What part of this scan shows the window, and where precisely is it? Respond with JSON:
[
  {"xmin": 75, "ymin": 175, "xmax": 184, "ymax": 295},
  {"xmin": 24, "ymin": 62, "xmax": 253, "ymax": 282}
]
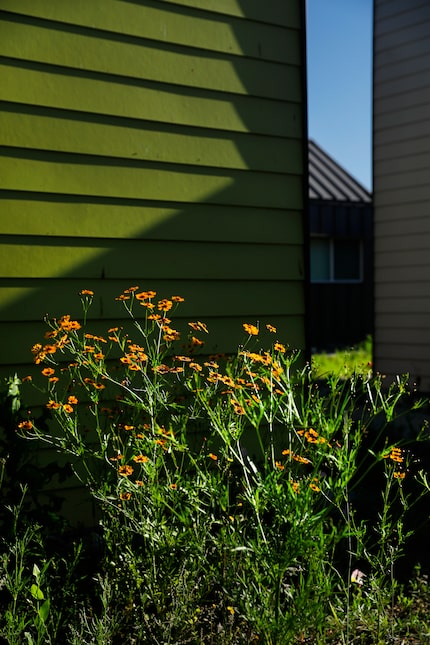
[{"xmin": 310, "ymin": 237, "xmax": 362, "ymax": 283}]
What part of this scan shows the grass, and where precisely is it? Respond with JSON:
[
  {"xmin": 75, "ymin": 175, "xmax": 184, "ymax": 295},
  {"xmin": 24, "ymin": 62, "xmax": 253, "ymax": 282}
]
[{"xmin": 311, "ymin": 336, "xmax": 373, "ymax": 380}]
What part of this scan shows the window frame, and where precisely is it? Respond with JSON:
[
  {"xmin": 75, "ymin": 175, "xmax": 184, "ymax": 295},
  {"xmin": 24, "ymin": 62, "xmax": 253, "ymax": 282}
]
[{"xmin": 310, "ymin": 235, "xmax": 364, "ymax": 284}]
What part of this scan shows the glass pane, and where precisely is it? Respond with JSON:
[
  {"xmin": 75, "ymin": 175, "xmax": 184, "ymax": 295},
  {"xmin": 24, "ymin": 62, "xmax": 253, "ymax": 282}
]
[
  {"xmin": 310, "ymin": 238, "xmax": 330, "ymax": 281},
  {"xmin": 334, "ymin": 240, "xmax": 361, "ymax": 280}
]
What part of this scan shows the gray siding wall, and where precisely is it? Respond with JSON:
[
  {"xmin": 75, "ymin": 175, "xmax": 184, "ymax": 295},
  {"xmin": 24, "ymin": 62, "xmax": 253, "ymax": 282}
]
[{"xmin": 374, "ymin": 0, "xmax": 430, "ymax": 389}]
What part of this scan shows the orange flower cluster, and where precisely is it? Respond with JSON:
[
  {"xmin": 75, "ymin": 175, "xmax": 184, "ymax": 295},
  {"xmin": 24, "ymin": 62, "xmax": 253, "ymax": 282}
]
[
  {"xmin": 57, "ymin": 315, "xmax": 81, "ymax": 332},
  {"xmin": 162, "ymin": 324, "xmax": 180, "ymax": 342},
  {"xmin": 31, "ymin": 343, "xmax": 56, "ymax": 365},
  {"xmin": 158, "ymin": 299, "xmax": 173, "ymax": 313},
  {"xmin": 282, "ymin": 449, "xmax": 311, "ymax": 465},
  {"xmin": 32, "ymin": 314, "xmax": 82, "ymax": 364},
  {"xmin": 85, "ymin": 333, "xmax": 107, "ymax": 344},
  {"xmin": 83, "ymin": 377, "xmax": 105, "ymax": 390},
  {"xmin": 297, "ymin": 428, "xmax": 329, "ymax": 445},
  {"xmin": 135, "ymin": 290, "xmax": 156, "ymax": 301},
  {"xmin": 120, "ymin": 342, "xmax": 148, "ymax": 371},
  {"xmin": 46, "ymin": 395, "xmax": 78, "ymax": 413},
  {"xmin": 383, "ymin": 446, "xmax": 403, "ymax": 463}
]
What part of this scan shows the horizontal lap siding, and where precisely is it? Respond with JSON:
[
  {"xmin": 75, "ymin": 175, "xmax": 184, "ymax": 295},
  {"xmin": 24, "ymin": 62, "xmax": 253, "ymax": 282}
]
[
  {"xmin": 0, "ymin": 1, "xmax": 306, "ymax": 378},
  {"xmin": 374, "ymin": 0, "xmax": 430, "ymax": 389}
]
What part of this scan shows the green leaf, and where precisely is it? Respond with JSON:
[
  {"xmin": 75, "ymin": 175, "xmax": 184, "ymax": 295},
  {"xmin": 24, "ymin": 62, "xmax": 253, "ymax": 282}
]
[
  {"xmin": 38, "ymin": 598, "xmax": 50, "ymax": 623},
  {"xmin": 30, "ymin": 584, "xmax": 44, "ymax": 600}
]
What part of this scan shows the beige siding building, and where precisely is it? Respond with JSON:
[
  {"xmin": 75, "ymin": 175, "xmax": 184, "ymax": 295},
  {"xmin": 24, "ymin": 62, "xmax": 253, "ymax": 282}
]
[{"xmin": 374, "ymin": 0, "xmax": 430, "ymax": 389}]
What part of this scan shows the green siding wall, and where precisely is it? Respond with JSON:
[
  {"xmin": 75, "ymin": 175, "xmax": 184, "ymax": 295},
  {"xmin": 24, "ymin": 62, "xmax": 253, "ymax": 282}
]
[{"xmin": 0, "ymin": 0, "xmax": 307, "ymax": 379}]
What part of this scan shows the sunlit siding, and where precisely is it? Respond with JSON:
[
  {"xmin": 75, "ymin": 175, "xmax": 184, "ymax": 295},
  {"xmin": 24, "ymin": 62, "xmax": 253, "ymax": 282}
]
[
  {"xmin": 0, "ymin": 0, "xmax": 307, "ymax": 381},
  {"xmin": 374, "ymin": 0, "xmax": 430, "ymax": 389}
]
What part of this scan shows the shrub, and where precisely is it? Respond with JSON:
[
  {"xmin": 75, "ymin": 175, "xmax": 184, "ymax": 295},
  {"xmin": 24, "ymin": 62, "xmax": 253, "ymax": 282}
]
[{"xmin": 2, "ymin": 287, "xmax": 429, "ymax": 643}]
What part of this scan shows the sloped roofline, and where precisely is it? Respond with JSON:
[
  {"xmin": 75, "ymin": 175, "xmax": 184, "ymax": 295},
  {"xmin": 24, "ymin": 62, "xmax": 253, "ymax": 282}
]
[{"xmin": 308, "ymin": 139, "xmax": 372, "ymax": 203}]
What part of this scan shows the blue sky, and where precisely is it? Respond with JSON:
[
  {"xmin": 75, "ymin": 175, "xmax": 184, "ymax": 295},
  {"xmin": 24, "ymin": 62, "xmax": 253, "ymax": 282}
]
[{"xmin": 306, "ymin": 0, "xmax": 373, "ymax": 190}]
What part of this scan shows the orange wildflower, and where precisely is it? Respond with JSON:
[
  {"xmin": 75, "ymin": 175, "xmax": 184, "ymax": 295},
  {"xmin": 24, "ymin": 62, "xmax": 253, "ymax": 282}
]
[
  {"xmin": 274, "ymin": 342, "xmax": 286, "ymax": 353},
  {"xmin": 191, "ymin": 336, "xmax": 205, "ymax": 346},
  {"xmin": 56, "ymin": 334, "xmax": 69, "ymax": 349},
  {"xmin": 243, "ymin": 323, "xmax": 259, "ymax": 336},
  {"xmin": 266, "ymin": 324, "xmax": 277, "ymax": 333},
  {"xmin": 157, "ymin": 299, "xmax": 173, "ymax": 312},
  {"xmin": 163, "ymin": 327, "xmax": 180, "ymax": 342},
  {"xmin": 383, "ymin": 447, "xmax": 404, "ymax": 463},
  {"xmin": 208, "ymin": 453, "xmax": 218, "ymax": 461},
  {"xmin": 132, "ymin": 455, "xmax": 149, "ymax": 463},
  {"xmin": 188, "ymin": 321, "xmax": 209, "ymax": 334},
  {"xmin": 79, "ymin": 289, "xmax": 94, "ymax": 296},
  {"xmin": 63, "ymin": 404, "xmax": 74, "ymax": 414},
  {"xmin": 135, "ymin": 290, "xmax": 156, "ymax": 300},
  {"xmin": 119, "ymin": 492, "xmax": 132, "ymax": 501},
  {"xmin": 153, "ymin": 364, "xmax": 170, "ymax": 374},
  {"xmin": 18, "ymin": 420, "xmax": 33, "ymax": 430},
  {"xmin": 231, "ymin": 399, "xmax": 245, "ymax": 415},
  {"xmin": 290, "ymin": 480, "xmax": 300, "ymax": 494},
  {"xmin": 46, "ymin": 400, "xmax": 61, "ymax": 410},
  {"xmin": 41, "ymin": 367, "xmax": 55, "ymax": 377},
  {"xmin": 43, "ymin": 345, "xmax": 57, "ymax": 354},
  {"xmin": 171, "ymin": 295, "xmax": 185, "ymax": 302},
  {"xmin": 68, "ymin": 395, "xmax": 78, "ymax": 405},
  {"xmin": 118, "ymin": 465, "xmax": 134, "ymax": 477}
]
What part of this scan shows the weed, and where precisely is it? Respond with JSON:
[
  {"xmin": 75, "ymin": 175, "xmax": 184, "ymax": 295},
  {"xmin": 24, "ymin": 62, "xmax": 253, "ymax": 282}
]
[{"xmin": 0, "ymin": 289, "xmax": 428, "ymax": 643}]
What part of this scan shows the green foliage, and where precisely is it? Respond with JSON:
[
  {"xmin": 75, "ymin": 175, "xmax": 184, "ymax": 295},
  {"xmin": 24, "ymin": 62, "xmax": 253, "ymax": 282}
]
[
  {"xmin": 1, "ymin": 290, "xmax": 429, "ymax": 643},
  {"xmin": 312, "ymin": 336, "xmax": 373, "ymax": 380}
]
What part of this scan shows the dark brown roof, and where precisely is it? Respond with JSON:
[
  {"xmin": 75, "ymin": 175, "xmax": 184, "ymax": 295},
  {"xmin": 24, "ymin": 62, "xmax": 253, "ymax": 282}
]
[{"xmin": 308, "ymin": 139, "xmax": 371, "ymax": 203}]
